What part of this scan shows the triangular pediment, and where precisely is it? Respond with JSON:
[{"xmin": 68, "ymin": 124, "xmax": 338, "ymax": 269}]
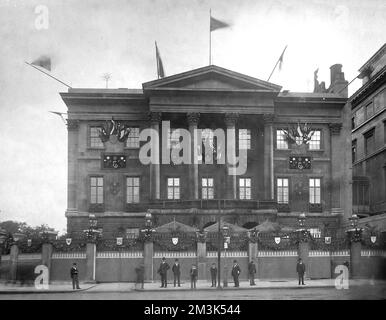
[
  {"xmin": 143, "ymin": 65, "xmax": 281, "ymax": 92},
  {"xmin": 154, "ymin": 221, "xmax": 199, "ymax": 233}
]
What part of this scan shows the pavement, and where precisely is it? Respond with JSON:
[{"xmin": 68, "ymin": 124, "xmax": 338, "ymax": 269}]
[{"xmin": 0, "ymin": 279, "xmax": 383, "ymax": 294}]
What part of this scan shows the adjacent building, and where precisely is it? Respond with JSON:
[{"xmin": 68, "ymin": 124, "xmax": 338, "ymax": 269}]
[
  {"xmin": 61, "ymin": 64, "xmax": 350, "ymax": 238},
  {"xmin": 348, "ymin": 43, "xmax": 386, "ymax": 230}
]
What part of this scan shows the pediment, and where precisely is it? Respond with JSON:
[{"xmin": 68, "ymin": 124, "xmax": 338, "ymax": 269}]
[{"xmin": 143, "ymin": 65, "xmax": 281, "ymax": 92}]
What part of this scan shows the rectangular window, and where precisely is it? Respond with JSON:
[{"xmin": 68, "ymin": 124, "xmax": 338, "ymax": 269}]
[
  {"xmin": 352, "ymin": 139, "xmax": 357, "ymax": 163},
  {"xmin": 126, "ymin": 127, "xmax": 140, "ymax": 148},
  {"xmin": 126, "ymin": 177, "xmax": 140, "ymax": 203},
  {"xmin": 374, "ymin": 89, "xmax": 385, "ymax": 113},
  {"xmin": 356, "ymin": 107, "xmax": 365, "ymax": 125},
  {"xmin": 364, "ymin": 129, "xmax": 375, "ymax": 155},
  {"xmin": 309, "ymin": 178, "xmax": 321, "ymax": 204},
  {"xmin": 167, "ymin": 178, "xmax": 180, "ymax": 200},
  {"xmin": 277, "ymin": 178, "xmax": 289, "ymax": 204},
  {"xmin": 90, "ymin": 177, "xmax": 103, "ymax": 204},
  {"xmin": 276, "ymin": 129, "xmax": 288, "ymax": 149},
  {"xmin": 90, "ymin": 127, "xmax": 104, "ymax": 148},
  {"xmin": 239, "ymin": 178, "xmax": 251, "ymax": 200},
  {"xmin": 365, "ymin": 102, "xmax": 374, "ymax": 119},
  {"xmin": 201, "ymin": 178, "xmax": 214, "ymax": 199},
  {"xmin": 239, "ymin": 129, "xmax": 251, "ymax": 150},
  {"xmin": 309, "ymin": 130, "xmax": 321, "ymax": 150}
]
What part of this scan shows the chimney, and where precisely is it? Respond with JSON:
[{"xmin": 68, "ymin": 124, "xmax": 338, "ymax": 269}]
[{"xmin": 328, "ymin": 64, "xmax": 348, "ymax": 98}]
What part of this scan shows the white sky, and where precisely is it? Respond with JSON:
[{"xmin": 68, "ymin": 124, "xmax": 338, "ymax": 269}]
[{"xmin": 0, "ymin": 0, "xmax": 385, "ymax": 232}]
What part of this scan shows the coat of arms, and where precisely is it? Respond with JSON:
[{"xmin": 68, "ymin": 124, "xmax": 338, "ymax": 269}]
[
  {"xmin": 116, "ymin": 237, "xmax": 123, "ymax": 245},
  {"xmin": 324, "ymin": 236, "xmax": 331, "ymax": 244},
  {"xmin": 66, "ymin": 238, "xmax": 72, "ymax": 246},
  {"xmin": 274, "ymin": 237, "xmax": 281, "ymax": 244},
  {"xmin": 172, "ymin": 237, "xmax": 179, "ymax": 245},
  {"xmin": 370, "ymin": 236, "xmax": 377, "ymax": 243},
  {"xmin": 27, "ymin": 239, "xmax": 32, "ymax": 247}
]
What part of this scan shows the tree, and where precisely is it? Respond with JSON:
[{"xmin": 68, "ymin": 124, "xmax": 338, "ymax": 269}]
[{"xmin": 0, "ymin": 220, "xmax": 57, "ymax": 238}]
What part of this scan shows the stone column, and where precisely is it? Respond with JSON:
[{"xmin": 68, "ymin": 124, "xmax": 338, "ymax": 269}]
[
  {"xmin": 85, "ymin": 242, "xmax": 97, "ymax": 283},
  {"xmin": 225, "ymin": 113, "xmax": 239, "ymax": 199},
  {"xmin": 187, "ymin": 113, "xmax": 200, "ymax": 200},
  {"xmin": 10, "ymin": 244, "xmax": 19, "ymax": 283},
  {"xmin": 143, "ymin": 241, "xmax": 154, "ymax": 282},
  {"xmin": 248, "ymin": 241, "xmax": 258, "ymax": 263},
  {"xmin": 263, "ymin": 114, "xmax": 274, "ymax": 200},
  {"xmin": 41, "ymin": 243, "xmax": 53, "ymax": 283},
  {"xmin": 149, "ymin": 112, "xmax": 162, "ymax": 200},
  {"xmin": 329, "ymin": 123, "xmax": 343, "ymax": 212},
  {"xmin": 298, "ymin": 237, "xmax": 310, "ymax": 279},
  {"xmin": 67, "ymin": 120, "xmax": 79, "ymax": 210},
  {"xmin": 196, "ymin": 233, "xmax": 207, "ymax": 281}
]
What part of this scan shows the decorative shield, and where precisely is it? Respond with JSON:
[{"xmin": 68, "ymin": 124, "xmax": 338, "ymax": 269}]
[
  {"xmin": 27, "ymin": 239, "xmax": 32, "ymax": 247},
  {"xmin": 274, "ymin": 237, "xmax": 281, "ymax": 244},
  {"xmin": 172, "ymin": 237, "xmax": 178, "ymax": 245},
  {"xmin": 224, "ymin": 242, "xmax": 228, "ymax": 249},
  {"xmin": 66, "ymin": 238, "xmax": 72, "ymax": 246},
  {"xmin": 116, "ymin": 237, "xmax": 123, "ymax": 245},
  {"xmin": 370, "ymin": 236, "xmax": 377, "ymax": 243},
  {"xmin": 325, "ymin": 236, "xmax": 331, "ymax": 244}
]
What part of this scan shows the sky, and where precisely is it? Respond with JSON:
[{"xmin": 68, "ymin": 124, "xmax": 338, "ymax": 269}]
[{"xmin": 0, "ymin": 0, "xmax": 385, "ymax": 233}]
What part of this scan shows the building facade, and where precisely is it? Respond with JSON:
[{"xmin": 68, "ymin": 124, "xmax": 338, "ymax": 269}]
[
  {"xmin": 348, "ymin": 43, "xmax": 386, "ymax": 229},
  {"xmin": 61, "ymin": 65, "xmax": 350, "ymax": 238}
]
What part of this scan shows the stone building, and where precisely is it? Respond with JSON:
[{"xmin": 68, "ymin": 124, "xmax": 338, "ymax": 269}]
[
  {"xmin": 60, "ymin": 64, "xmax": 350, "ymax": 238},
  {"xmin": 348, "ymin": 43, "xmax": 386, "ymax": 230}
]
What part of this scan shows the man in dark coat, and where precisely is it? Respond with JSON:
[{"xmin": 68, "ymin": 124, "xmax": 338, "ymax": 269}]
[
  {"xmin": 296, "ymin": 258, "xmax": 306, "ymax": 285},
  {"xmin": 157, "ymin": 257, "xmax": 170, "ymax": 288},
  {"xmin": 248, "ymin": 260, "xmax": 256, "ymax": 286},
  {"xmin": 70, "ymin": 262, "xmax": 81, "ymax": 290},
  {"xmin": 190, "ymin": 264, "xmax": 198, "ymax": 289},
  {"xmin": 231, "ymin": 260, "xmax": 241, "ymax": 287},
  {"xmin": 172, "ymin": 258, "xmax": 181, "ymax": 287},
  {"xmin": 210, "ymin": 263, "xmax": 217, "ymax": 287}
]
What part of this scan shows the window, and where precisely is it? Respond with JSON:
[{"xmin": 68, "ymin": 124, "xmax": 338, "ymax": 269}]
[
  {"xmin": 126, "ymin": 127, "xmax": 140, "ymax": 148},
  {"xmin": 309, "ymin": 178, "xmax": 321, "ymax": 204},
  {"xmin": 352, "ymin": 139, "xmax": 357, "ymax": 163},
  {"xmin": 308, "ymin": 228, "xmax": 321, "ymax": 238},
  {"xmin": 201, "ymin": 178, "xmax": 214, "ymax": 199},
  {"xmin": 90, "ymin": 127, "xmax": 104, "ymax": 148},
  {"xmin": 167, "ymin": 178, "xmax": 180, "ymax": 200},
  {"xmin": 351, "ymin": 116, "xmax": 355, "ymax": 130},
  {"xmin": 353, "ymin": 179, "xmax": 370, "ymax": 206},
  {"xmin": 365, "ymin": 102, "xmax": 374, "ymax": 119},
  {"xmin": 127, "ymin": 177, "xmax": 140, "ymax": 203},
  {"xmin": 309, "ymin": 130, "xmax": 321, "ymax": 150},
  {"xmin": 239, "ymin": 129, "xmax": 251, "ymax": 149},
  {"xmin": 374, "ymin": 89, "xmax": 385, "ymax": 113},
  {"xmin": 239, "ymin": 178, "xmax": 251, "ymax": 200},
  {"xmin": 277, "ymin": 178, "xmax": 289, "ymax": 204},
  {"xmin": 276, "ymin": 129, "xmax": 288, "ymax": 149},
  {"xmin": 364, "ymin": 129, "xmax": 375, "ymax": 155},
  {"xmin": 90, "ymin": 177, "xmax": 103, "ymax": 204},
  {"xmin": 355, "ymin": 107, "xmax": 365, "ymax": 126}
]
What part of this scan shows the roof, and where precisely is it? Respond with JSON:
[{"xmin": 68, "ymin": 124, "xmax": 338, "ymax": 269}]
[
  {"xmin": 67, "ymin": 88, "xmax": 143, "ymax": 94},
  {"xmin": 154, "ymin": 221, "xmax": 198, "ymax": 233},
  {"xmin": 204, "ymin": 221, "xmax": 247, "ymax": 233},
  {"xmin": 358, "ymin": 43, "xmax": 386, "ymax": 74}
]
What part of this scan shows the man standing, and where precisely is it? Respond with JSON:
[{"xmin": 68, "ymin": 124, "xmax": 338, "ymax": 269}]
[
  {"xmin": 135, "ymin": 263, "xmax": 145, "ymax": 289},
  {"xmin": 172, "ymin": 258, "xmax": 181, "ymax": 287},
  {"xmin": 248, "ymin": 260, "xmax": 256, "ymax": 286},
  {"xmin": 210, "ymin": 263, "xmax": 217, "ymax": 287},
  {"xmin": 157, "ymin": 257, "xmax": 170, "ymax": 288},
  {"xmin": 190, "ymin": 264, "xmax": 198, "ymax": 290},
  {"xmin": 70, "ymin": 262, "xmax": 80, "ymax": 290},
  {"xmin": 296, "ymin": 258, "xmax": 306, "ymax": 285},
  {"xmin": 231, "ymin": 260, "xmax": 241, "ymax": 287}
]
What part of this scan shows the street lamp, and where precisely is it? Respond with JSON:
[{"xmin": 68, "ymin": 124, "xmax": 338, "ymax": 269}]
[
  {"xmin": 222, "ymin": 225, "xmax": 230, "ymax": 288},
  {"xmin": 297, "ymin": 213, "xmax": 309, "ymax": 243},
  {"xmin": 298, "ymin": 213, "xmax": 306, "ymax": 229},
  {"xmin": 83, "ymin": 214, "xmax": 102, "ymax": 242},
  {"xmin": 349, "ymin": 214, "xmax": 359, "ymax": 230},
  {"xmin": 141, "ymin": 213, "xmax": 155, "ymax": 241},
  {"xmin": 347, "ymin": 214, "xmax": 362, "ymax": 243}
]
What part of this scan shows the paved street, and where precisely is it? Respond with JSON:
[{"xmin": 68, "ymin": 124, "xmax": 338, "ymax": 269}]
[{"xmin": 0, "ymin": 280, "xmax": 385, "ymax": 300}]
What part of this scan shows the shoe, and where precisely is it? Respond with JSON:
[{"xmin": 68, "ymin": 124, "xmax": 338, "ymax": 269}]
[
  {"xmin": 178, "ymin": 285, "xmax": 181, "ymax": 287},
  {"xmin": 77, "ymin": 287, "xmax": 81, "ymax": 289}
]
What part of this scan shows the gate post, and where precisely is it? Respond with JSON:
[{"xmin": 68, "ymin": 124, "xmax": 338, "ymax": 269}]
[
  {"xmin": 196, "ymin": 231, "xmax": 207, "ymax": 281},
  {"xmin": 85, "ymin": 242, "xmax": 97, "ymax": 283},
  {"xmin": 143, "ymin": 241, "xmax": 154, "ymax": 282},
  {"xmin": 297, "ymin": 230, "xmax": 310, "ymax": 279},
  {"xmin": 9, "ymin": 243, "xmax": 19, "ymax": 283}
]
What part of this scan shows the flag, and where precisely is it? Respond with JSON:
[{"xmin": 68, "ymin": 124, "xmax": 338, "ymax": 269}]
[
  {"xmin": 31, "ymin": 56, "xmax": 51, "ymax": 71},
  {"xmin": 155, "ymin": 42, "xmax": 165, "ymax": 79},
  {"xmin": 278, "ymin": 45, "xmax": 287, "ymax": 71},
  {"xmin": 210, "ymin": 16, "xmax": 230, "ymax": 32}
]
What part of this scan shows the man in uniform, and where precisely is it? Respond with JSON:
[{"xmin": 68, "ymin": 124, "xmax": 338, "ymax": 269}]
[
  {"xmin": 296, "ymin": 258, "xmax": 306, "ymax": 285},
  {"xmin": 231, "ymin": 260, "xmax": 241, "ymax": 287},
  {"xmin": 172, "ymin": 258, "xmax": 181, "ymax": 287},
  {"xmin": 157, "ymin": 257, "xmax": 170, "ymax": 288},
  {"xmin": 210, "ymin": 263, "xmax": 217, "ymax": 287},
  {"xmin": 248, "ymin": 260, "xmax": 256, "ymax": 286},
  {"xmin": 70, "ymin": 262, "xmax": 81, "ymax": 290}
]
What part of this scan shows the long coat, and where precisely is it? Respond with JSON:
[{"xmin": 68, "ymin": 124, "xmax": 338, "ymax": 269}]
[
  {"xmin": 231, "ymin": 264, "xmax": 241, "ymax": 277},
  {"xmin": 248, "ymin": 262, "xmax": 256, "ymax": 275},
  {"xmin": 172, "ymin": 263, "xmax": 181, "ymax": 275},
  {"xmin": 296, "ymin": 262, "xmax": 306, "ymax": 275},
  {"xmin": 158, "ymin": 262, "xmax": 170, "ymax": 275}
]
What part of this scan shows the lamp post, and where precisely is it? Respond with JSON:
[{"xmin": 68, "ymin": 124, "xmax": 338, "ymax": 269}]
[
  {"xmin": 347, "ymin": 214, "xmax": 362, "ymax": 242},
  {"xmin": 222, "ymin": 225, "xmax": 230, "ymax": 288},
  {"xmin": 83, "ymin": 214, "xmax": 102, "ymax": 242},
  {"xmin": 141, "ymin": 213, "xmax": 155, "ymax": 241}
]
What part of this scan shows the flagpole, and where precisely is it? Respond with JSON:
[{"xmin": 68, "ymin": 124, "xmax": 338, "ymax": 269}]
[
  {"xmin": 24, "ymin": 61, "xmax": 72, "ymax": 88},
  {"xmin": 209, "ymin": 9, "xmax": 212, "ymax": 65},
  {"xmin": 267, "ymin": 45, "xmax": 287, "ymax": 82},
  {"xmin": 155, "ymin": 41, "xmax": 159, "ymax": 79}
]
